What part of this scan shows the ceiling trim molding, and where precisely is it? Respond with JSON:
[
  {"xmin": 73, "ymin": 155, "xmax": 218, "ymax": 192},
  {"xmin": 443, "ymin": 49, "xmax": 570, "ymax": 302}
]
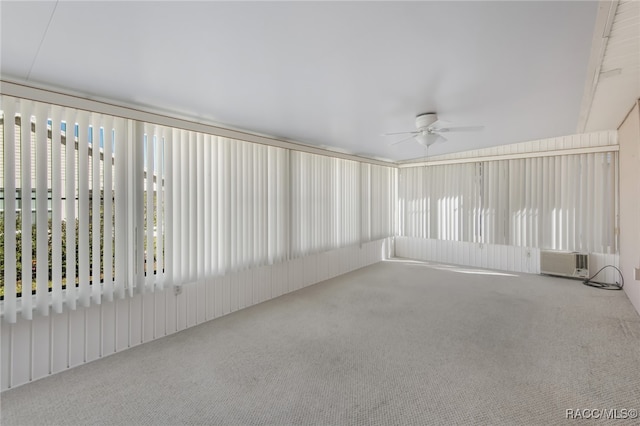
[
  {"xmin": 398, "ymin": 145, "xmax": 619, "ymax": 169},
  {"xmin": 577, "ymin": 0, "xmax": 619, "ymax": 133},
  {"xmin": 0, "ymin": 79, "xmax": 397, "ymax": 168}
]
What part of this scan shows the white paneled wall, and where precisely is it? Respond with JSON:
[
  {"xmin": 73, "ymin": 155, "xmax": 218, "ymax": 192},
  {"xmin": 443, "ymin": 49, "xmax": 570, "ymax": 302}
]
[
  {"xmin": 396, "ymin": 236, "xmax": 620, "ymax": 283},
  {"xmin": 396, "ymin": 237, "xmax": 541, "ymax": 274},
  {"xmin": 0, "ymin": 238, "xmax": 392, "ymax": 391},
  {"xmin": 412, "ymin": 130, "xmax": 617, "ymax": 163}
]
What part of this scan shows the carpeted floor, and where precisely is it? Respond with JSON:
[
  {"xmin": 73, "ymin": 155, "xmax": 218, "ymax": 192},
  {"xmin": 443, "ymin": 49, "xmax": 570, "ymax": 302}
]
[{"xmin": 1, "ymin": 259, "xmax": 640, "ymax": 426}]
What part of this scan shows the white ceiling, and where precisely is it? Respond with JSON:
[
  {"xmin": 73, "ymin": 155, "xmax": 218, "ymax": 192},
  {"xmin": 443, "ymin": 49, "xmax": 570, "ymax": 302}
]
[{"xmin": 1, "ymin": 1, "xmax": 599, "ymax": 162}]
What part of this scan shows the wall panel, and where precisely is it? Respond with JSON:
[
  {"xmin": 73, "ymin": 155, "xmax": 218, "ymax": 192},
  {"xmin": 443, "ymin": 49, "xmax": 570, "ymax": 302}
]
[
  {"xmin": 31, "ymin": 315, "xmax": 50, "ymax": 381},
  {"xmin": 412, "ymin": 130, "xmax": 617, "ymax": 163},
  {"xmin": 196, "ymin": 280, "xmax": 207, "ymax": 325},
  {"xmin": 229, "ymin": 273, "xmax": 239, "ymax": 313},
  {"xmin": 243, "ymin": 269, "xmax": 253, "ymax": 307},
  {"xmin": 165, "ymin": 290, "xmax": 177, "ymax": 336},
  {"xmin": 205, "ymin": 277, "xmax": 215, "ymax": 321},
  {"xmin": 129, "ymin": 295, "xmax": 143, "ymax": 347},
  {"xmin": 51, "ymin": 312, "xmax": 68, "ymax": 373},
  {"xmin": 186, "ymin": 285, "xmax": 198, "ymax": 328},
  {"xmin": 67, "ymin": 309, "xmax": 85, "ymax": 368},
  {"xmin": 11, "ymin": 320, "xmax": 30, "ymax": 385},
  {"xmin": 396, "ymin": 236, "xmax": 620, "ymax": 281},
  {"xmin": 115, "ymin": 299, "xmax": 130, "ymax": 352},
  {"xmin": 153, "ymin": 292, "xmax": 166, "ymax": 341},
  {"xmin": 142, "ymin": 293, "xmax": 156, "ymax": 343},
  {"xmin": 1, "ymin": 239, "xmax": 390, "ymax": 391},
  {"xmin": 213, "ymin": 277, "xmax": 224, "ymax": 318},
  {"xmin": 258, "ymin": 265, "xmax": 273, "ymax": 304},
  {"xmin": 1, "ymin": 321, "xmax": 12, "ymax": 390},
  {"xmin": 222, "ymin": 275, "xmax": 231, "ymax": 315},
  {"xmin": 85, "ymin": 307, "xmax": 101, "ymax": 363},
  {"xmin": 618, "ymin": 101, "xmax": 640, "ymax": 316},
  {"xmin": 101, "ymin": 302, "xmax": 116, "ymax": 357}
]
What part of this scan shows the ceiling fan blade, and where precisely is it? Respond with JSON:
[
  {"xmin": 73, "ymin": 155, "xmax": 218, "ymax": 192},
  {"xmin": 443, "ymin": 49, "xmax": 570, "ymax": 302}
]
[
  {"xmin": 381, "ymin": 131, "xmax": 419, "ymax": 136},
  {"xmin": 430, "ymin": 119, "xmax": 451, "ymax": 129},
  {"xmin": 433, "ymin": 125, "xmax": 484, "ymax": 133},
  {"xmin": 390, "ymin": 134, "xmax": 419, "ymax": 146}
]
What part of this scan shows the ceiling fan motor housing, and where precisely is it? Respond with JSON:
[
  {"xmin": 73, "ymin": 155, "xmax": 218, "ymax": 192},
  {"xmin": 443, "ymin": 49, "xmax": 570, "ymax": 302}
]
[{"xmin": 415, "ymin": 113, "xmax": 438, "ymax": 130}]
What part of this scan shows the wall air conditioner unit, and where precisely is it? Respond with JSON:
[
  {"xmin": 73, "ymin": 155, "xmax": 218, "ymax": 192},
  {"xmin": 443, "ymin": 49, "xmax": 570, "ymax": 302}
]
[{"xmin": 540, "ymin": 250, "xmax": 589, "ymax": 279}]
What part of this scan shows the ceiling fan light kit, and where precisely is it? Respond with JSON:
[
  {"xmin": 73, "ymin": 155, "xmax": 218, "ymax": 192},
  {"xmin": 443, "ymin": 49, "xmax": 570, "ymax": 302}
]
[
  {"xmin": 415, "ymin": 132, "xmax": 444, "ymax": 147},
  {"xmin": 383, "ymin": 112, "xmax": 484, "ymax": 153}
]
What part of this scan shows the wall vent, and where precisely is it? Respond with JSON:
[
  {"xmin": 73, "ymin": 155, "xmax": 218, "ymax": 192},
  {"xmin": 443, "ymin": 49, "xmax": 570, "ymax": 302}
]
[{"xmin": 540, "ymin": 250, "xmax": 589, "ymax": 279}]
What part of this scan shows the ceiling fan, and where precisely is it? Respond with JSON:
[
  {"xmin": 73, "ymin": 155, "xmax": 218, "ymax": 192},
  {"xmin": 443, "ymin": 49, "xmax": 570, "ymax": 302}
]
[{"xmin": 382, "ymin": 113, "xmax": 484, "ymax": 147}]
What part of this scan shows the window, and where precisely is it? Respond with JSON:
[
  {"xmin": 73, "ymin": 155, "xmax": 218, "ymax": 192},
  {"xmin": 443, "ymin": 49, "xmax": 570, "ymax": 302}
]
[
  {"xmin": 1, "ymin": 95, "xmax": 397, "ymax": 323},
  {"xmin": 399, "ymin": 153, "xmax": 618, "ymax": 253}
]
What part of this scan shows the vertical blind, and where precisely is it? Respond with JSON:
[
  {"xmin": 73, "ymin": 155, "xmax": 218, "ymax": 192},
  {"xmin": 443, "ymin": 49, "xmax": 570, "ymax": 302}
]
[
  {"xmin": 0, "ymin": 92, "xmax": 620, "ymax": 324},
  {"xmin": 1, "ymin": 95, "xmax": 397, "ymax": 323},
  {"xmin": 0, "ymin": 96, "xmax": 131, "ymax": 322},
  {"xmin": 505, "ymin": 154, "xmax": 617, "ymax": 252},
  {"xmin": 399, "ymin": 162, "xmax": 482, "ymax": 243},
  {"xmin": 399, "ymin": 153, "xmax": 618, "ymax": 253},
  {"xmin": 289, "ymin": 153, "xmax": 397, "ymax": 258},
  {"xmin": 161, "ymin": 127, "xmax": 290, "ymax": 287},
  {"xmin": 361, "ymin": 163, "xmax": 396, "ymax": 242},
  {"xmin": 290, "ymin": 152, "xmax": 359, "ymax": 257}
]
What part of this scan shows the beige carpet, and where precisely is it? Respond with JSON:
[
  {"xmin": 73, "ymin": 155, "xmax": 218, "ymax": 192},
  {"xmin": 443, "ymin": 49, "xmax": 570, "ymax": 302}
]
[{"xmin": 1, "ymin": 259, "xmax": 639, "ymax": 425}]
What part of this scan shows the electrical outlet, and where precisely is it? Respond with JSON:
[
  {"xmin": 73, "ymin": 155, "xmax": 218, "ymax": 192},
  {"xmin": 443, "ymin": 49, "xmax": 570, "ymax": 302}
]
[
  {"xmin": 174, "ymin": 285, "xmax": 183, "ymax": 296},
  {"xmin": 635, "ymin": 268, "xmax": 640, "ymax": 281}
]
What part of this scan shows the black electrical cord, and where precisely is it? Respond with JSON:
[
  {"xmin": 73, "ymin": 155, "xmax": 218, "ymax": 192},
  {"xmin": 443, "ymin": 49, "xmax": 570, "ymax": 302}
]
[{"xmin": 582, "ymin": 265, "xmax": 624, "ymax": 290}]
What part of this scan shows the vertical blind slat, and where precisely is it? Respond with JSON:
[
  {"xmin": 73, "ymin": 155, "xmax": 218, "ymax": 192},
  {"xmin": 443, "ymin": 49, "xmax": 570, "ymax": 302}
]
[
  {"xmin": 125, "ymin": 120, "xmax": 135, "ymax": 298},
  {"xmin": 145, "ymin": 124, "xmax": 154, "ymax": 290},
  {"xmin": 134, "ymin": 122, "xmax": 144, "ymax": 294},
  {"xmin": 64, "ymin": 108, "xmax": 77, "ymax": 309},
  {"xmin": 3, "ymin": 98, "xmax": 18, "ymax": 322},
  {"xmin": 175, "ymin": 129, "xmax": 184, "ymax": 285},
  {"xmin": 203, "ymin": 135, "xmax": 211, "ymax": 277},
  {"xmin": 189, "ymin": 132, "xmax": 197, "ymax": 280},
  {"xmin": 77, "ymin": 111, "xmax": 90, "ymax": 308},
  {"xmin": 51, "ymin": 106, "xmax": 63, "ymax": 313},
  {"xmin": 196, "ymin": 133, "xmax": 204, "ymax": 278},
  {"xmin": 103, "ymin": 116, "xmax": 114, "ymax": 301},
  {"xmin": 114, "ymin": 118, "xmax": 126, "ymax": 299},
  {"xmin": 157, "ymin": 127, "xmax": 165, "ymax": 289},
  {"xmin": 211, "ymin": 136, "xmax": 218, "ymax": 274},
  {"xmin": 91, "ymin": 114, "xmax": 101, "ymax": 304},
  {"xmin": 35, "ymin": 103, "xmax": 49, "ymax": 316},
  {"xmin": 20, "ymin": 100, "xmax": 33, "ymax": 319},
  {"xmin": 163, "ymin": 128, "xmax": 173, "ymax": 288}
]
